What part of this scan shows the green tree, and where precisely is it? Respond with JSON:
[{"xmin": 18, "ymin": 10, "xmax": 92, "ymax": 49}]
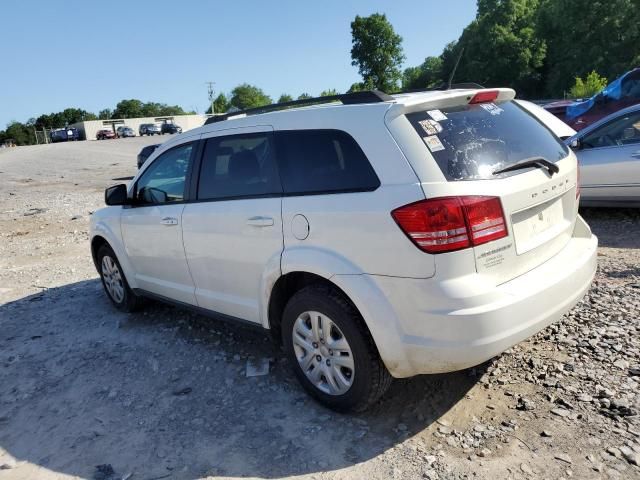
[
  {"xmin": 112, "ymin": 99, "xmax": 145, "ymax": 118},
  {"xmin": 319, "ymin": 89, "xmax": 339, "ymax": 97},
  {"xmin": 297, "ymin": 93, "xmax": 312, "ymax": 100},
  {"xmin": 277, "ymin": 94, "xmax": 294, "ymax": 103},
  {"xmin": 229, "ymin": 84, "xmax": 272, "ymax": 110},
  {"xmin": 98, "ymin": 109, "xmax": 112, "ymax": 120},
  {"xmin": 569, "ymin": 71, "xmax": 608, "ymax": 98},
  {"xmin": 5, "ymin": 121, "xmax": 35, "ymax": 145},
  {"xmin": 35, "ymin": 108, "xmax": 96, "ymax": 128},
  {"xmin": 402, "ymin": 56, "xmax": 443, "ymax": 90},
  {"xmin": 141, "ymin": 102, "xmax": 162, "ymax": 117},
  {"xmin": 350, "ymin": 13, "xmax": 405, "ymax": 92},
  {"xmin": 347, "ymin": 81, "xmax": 373, "ymax": 93},
  {"xmin": 440, "ymin": 0, "xmax": 547, "ymax": 97},
  {"xmin": 538, "ymin": 0, "xmax": 640, "ymax": 96},
  {"xmin": 207, "ymin": 93, "xmax": 230, "ymax": 113}
]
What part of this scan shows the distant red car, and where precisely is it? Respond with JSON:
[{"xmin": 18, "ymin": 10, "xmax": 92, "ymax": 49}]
[
  {"xmin": 96, "ymin": 129, "xmax": 116, "ymax": 140},
  {"xmin": 544, "ymin": 67, "xmax": 640, "ymax": 131}
]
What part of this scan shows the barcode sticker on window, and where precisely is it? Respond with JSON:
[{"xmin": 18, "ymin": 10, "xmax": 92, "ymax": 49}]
[
  {"xmin": 423, "ymin": 135, "xmax": 445, "ymax": 152},
  {"xmin": 427, "ymin": 109, "xmax": 448, "ymax": 121}
]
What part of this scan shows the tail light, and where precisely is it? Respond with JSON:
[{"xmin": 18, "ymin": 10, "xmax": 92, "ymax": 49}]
[
  {"xmin": 391, "ymin": 196, "xmax": 507, "ymax": 254},
  {"xmin": 469, "ymin": 90, "xmax": 499, "ymax": 104}
]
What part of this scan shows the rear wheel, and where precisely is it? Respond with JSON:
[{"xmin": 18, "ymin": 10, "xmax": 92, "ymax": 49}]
[
  {"xmin": 282, "ymin": 284, "xmax": 391, "ymax": 412},
  {"xmin": 97, "ymin": 244, "xmax": 143, "ymax": 312}
]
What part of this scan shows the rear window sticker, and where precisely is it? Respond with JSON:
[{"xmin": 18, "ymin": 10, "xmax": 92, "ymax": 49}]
[
  {"xmin": 427, "ymin": 109, "xmax": 448, "ymax": 122},
  {"xmin": 480, "ymin": 103, "xmax": 504, "ymax": 116},
  {"xmin": 424, "ymin": 135, "xmax": 445, "ymax": 152},
  {"xmin": 418, "ymin": 119, "xmax": 442, "ymax": 136}
]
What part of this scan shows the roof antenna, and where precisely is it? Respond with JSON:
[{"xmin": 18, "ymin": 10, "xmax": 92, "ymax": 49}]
[{"xmin": 447, "ymin": 47, "xmax": 465, "ymax": 90}]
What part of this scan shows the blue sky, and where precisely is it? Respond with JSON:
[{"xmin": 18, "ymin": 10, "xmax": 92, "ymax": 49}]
[{"xmin": 0, "ymin": 1, "xmax": 476, "ymax": 127}]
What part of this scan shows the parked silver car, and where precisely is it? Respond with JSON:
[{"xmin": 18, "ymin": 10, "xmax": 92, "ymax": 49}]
[
  {"xmin": 139, "ymin": 124, "xmax": 161, "ymax": 136},
  {"xmin": 567, "ymin": 104, "xmax": 640, "ymax": 207}
]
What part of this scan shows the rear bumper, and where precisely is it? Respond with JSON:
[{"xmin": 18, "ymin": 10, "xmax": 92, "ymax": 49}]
[{"xmin": 338, "ymin": 216, "xmax": 597, "ymax": 378}]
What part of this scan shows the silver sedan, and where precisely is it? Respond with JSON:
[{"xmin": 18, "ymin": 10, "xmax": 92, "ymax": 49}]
[{"xmin": 567, "ymin": 104, "xmax": 640, "ymax": 207}]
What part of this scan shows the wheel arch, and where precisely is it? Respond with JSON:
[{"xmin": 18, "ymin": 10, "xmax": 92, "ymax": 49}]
[
  {"xmin": 91, "ymin": 235, "xmax": 110, "ymax": 270},
  {"xmin": 267, "ymin": 271, "xmax": 359, "ymax": 346}
]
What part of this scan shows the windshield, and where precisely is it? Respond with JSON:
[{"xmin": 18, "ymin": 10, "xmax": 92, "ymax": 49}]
[{"xmin": 406, "ymin": 100, "xmax": 569, "ymax": 181}]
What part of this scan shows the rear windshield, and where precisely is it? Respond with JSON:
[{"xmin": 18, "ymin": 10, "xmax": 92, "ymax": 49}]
[{"xmin": 406, "ymin": 100, "xmax": 569, "ymax": 181}]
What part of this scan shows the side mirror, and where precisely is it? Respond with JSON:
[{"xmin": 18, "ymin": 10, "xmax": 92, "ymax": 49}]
[
  {"xmin": 105, "ymin": 184, "xmax": 128, "ymax": 206},
  {"xmin": 569, "ymin": 138, "xmax": 582, "ymax": 150}
]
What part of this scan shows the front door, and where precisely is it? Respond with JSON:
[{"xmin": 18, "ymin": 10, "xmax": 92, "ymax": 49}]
[
  {"xmin": 182, "ymin": 127, "xmax": 283, "ymax": 324},
  {"xmin": 121, "ymin": 141, "xmax": 198, "ymax": 305},
  {"xmin": 579, "ymin": 109, "xmax": 640, "ymax": 201}
]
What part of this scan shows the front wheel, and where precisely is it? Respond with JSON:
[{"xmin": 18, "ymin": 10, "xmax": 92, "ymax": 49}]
[
  {"xmin": 97, "ymin": 244, "xmax": 143, "ymax": 312},
  {"xmin": 282, "ymin": 284, "xmax": 391, "ymax": 412}
]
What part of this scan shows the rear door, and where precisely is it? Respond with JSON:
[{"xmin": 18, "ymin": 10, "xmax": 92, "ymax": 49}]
[
  {"xmin": 577, "ymin": 109, "xmax": 640, "ymax": 201},
  {"xmin": 391, "ymin": 93, "xmax": 579, "ymax": 285},
  {"xmin": 181, "ymin": 126, "xmax": 283, "ymax": 324}
]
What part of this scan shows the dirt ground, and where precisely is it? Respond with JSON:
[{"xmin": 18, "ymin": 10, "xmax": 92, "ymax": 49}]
[{"xmin": 0, "ymin": 138, "xmax": 639, "ymax": 480}]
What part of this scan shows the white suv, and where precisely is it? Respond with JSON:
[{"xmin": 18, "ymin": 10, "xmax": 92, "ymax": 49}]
[{"xmin": 91, "ymin": 88, "xmax": 598, "ymax": 411}]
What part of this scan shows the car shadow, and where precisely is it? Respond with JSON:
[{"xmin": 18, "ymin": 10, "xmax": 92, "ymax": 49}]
[
  {"xmin": 0, "ymin": 280, "xmax": 478, "ymax": 479},
  {"xmin": 580, "ymin": 207, "xmax": 640, "ymax": 249}
]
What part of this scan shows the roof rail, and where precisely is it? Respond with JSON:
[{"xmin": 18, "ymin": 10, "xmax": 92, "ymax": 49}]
[{"xmin": 204, "ymin": 90, "xmax": 394, "ymax": 124}]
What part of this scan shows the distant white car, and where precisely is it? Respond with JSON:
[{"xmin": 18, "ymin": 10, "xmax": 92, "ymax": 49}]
[
  {"xmin": 91, "ymin": 88, "xmax": 597, "ymax": 411},
  {"xmin": 566, "ymin": 104, "xmax": 640, "ymax": 207}
]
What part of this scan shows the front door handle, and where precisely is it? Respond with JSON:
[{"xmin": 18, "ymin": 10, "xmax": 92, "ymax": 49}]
[
  {"xmin": 160, "ymin": 217, "xmax": 178, "ymax": 226},
  {"xmin": 247, "ymin": 216, "xmax": 274, "ymax": 227},
  {"xmin": 631, "ymin": 151, "xmax": 640, "ymax": 159}
]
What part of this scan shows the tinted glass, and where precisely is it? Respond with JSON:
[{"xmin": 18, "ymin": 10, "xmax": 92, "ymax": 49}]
[
  {"xmin": 135, "ymin": 143, "xmax": 193, "ymax": 204},
  {"xmin": 582, "ymin": 110, "xmax": 640, "ymax": 148},
  {"xmin": 275, "ymin": 129, "xmax": 379, "ymax": 194},
  {"xmin": 197, "ymin": 133, "xmax": 281, "ymax": 200},
  {"xmin": 406, "ymin": 101, "xmax": 570, "ymax": 181}
]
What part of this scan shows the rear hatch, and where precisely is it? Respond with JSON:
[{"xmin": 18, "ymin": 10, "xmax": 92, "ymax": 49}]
[{"xmin": 386, "ymin": 89, "xmax": 579, "ymax": 285}]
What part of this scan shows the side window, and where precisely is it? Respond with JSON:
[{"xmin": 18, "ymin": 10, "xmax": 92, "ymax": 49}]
[
  {"xmin": 582, "ymin": 111, "xmax": 640, "ymax": 148},
  {"xmin": 275, "ymin": 129, "xmax": 380, "ymax": 195},
  {"xmin": 135, "ymin": 142, "xmax": 193, "ymax": 205},
  {"xmin": 197, "ymin": 133, "xmax": 281, "ymax": 200}
]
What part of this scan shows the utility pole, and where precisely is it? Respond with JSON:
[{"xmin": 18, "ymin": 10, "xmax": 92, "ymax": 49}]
[{"xmin": 206, "ymin": 81, "xmax": 215, "ymax": 115}]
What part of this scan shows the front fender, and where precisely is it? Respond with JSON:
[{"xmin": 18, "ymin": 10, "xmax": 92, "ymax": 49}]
[{"xmin": 91, "ymin": 209, "xmax": 138, "ymax": 289}]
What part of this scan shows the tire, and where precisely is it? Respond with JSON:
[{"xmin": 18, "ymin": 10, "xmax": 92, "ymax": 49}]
[
  {"xmin": 97, "ymin": 244, "xmax": 143, "ymax": 313},
  {"xmin": 281, "ymin": 284, "xmax": 392, "ymax": 412}
]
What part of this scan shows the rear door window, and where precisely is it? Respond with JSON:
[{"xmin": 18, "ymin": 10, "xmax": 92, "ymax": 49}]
[
  {"xmin": 275, "ymin": 129, "xmax": 379, "ymax": 194},
  {"xmin": 406, "ymin": 101, "xmax": 569, "ymax": 181},
  {"xmin": 197, "ymin": 133, "xmax": 281, "ymax": 200}
]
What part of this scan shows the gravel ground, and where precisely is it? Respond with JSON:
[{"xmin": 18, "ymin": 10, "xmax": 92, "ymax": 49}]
[{"xmin": 0, "ymin": 139, "xmax": 639, "ymax": 480}]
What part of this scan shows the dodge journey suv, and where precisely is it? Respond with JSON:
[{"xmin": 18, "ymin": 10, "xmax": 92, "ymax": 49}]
[{"xmin": 91, "ymin": 88, "xmax": 598, "ymax": 411}]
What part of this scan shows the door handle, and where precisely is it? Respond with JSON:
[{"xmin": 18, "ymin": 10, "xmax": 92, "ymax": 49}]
[
  {"xmin": 160, "ymin": 217, "xmax": 178, "ymax": 226},
  {"xmin": 247, "ymin": 216, "xmax": 274, "ymax": 227},
  {"xmin": 632, "ymin": 151, "xmax": 640, "ymax": 159}
]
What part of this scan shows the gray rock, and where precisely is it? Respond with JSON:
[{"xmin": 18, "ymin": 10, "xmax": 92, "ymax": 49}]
[
  {"xmin": 619, "ymin": 446, "xmax": 640, "ymax": 466},
  {"xmin": 520, "ymin": 463, "xmax": 533, "ymax": 475}
]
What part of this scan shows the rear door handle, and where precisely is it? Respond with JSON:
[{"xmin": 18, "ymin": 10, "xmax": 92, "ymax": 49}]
[
  {"xmin": 632, "ymin": 151, "xmax": 640, "ymax": 159},
  {"xmin": 160, "ymin": 217, "xmax": 178, "ymax": 226},
  {"xmin": 247, "ymin": 216, "xmax": 274, "ymax": 227}
]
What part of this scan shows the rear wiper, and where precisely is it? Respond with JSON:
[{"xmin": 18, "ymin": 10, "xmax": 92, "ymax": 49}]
[{"xmin": 493, "ymin": 157, "xmax": 559, "ymax": 177}]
